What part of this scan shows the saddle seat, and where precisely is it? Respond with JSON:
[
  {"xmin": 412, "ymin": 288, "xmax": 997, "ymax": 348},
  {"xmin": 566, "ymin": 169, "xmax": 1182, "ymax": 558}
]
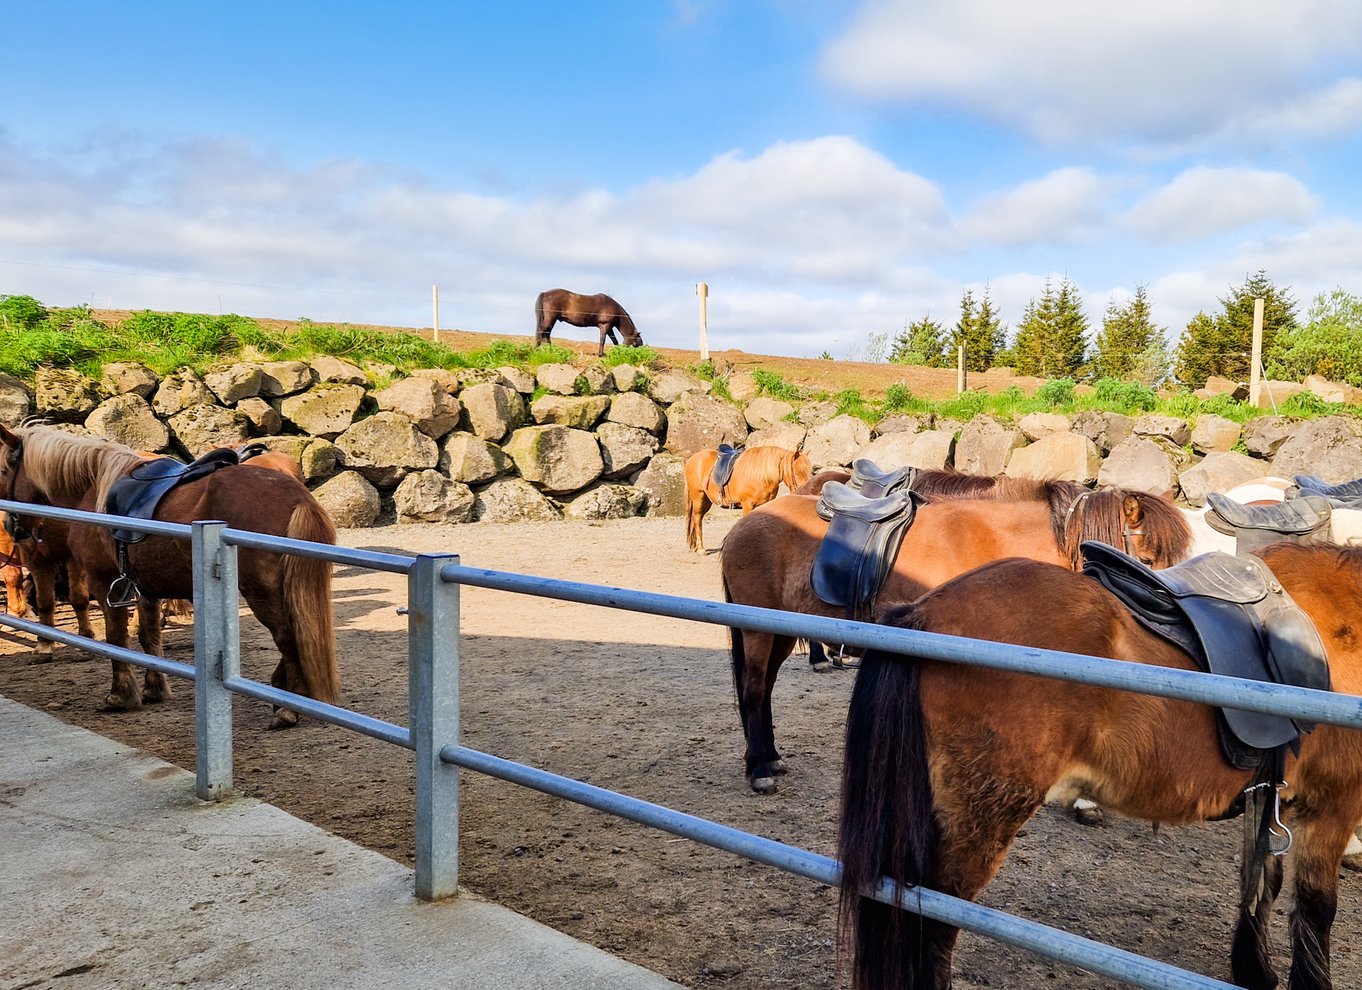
[
  {"xmin": 1204, "ymin": 492, "xmax": 1333, "ymax": 539},
  {"xmin": 105, "ymin": 447, "xmax": 244, "ymax": 544},
  {"xmin": 845, "ymin": 459, "xmax": 916, "ymax": 499},
  {"xmin": 811, "ymin": 481, "xmax": 922, "ymax": 610},
  {"xmin": 710, "ymin": 444, "xmax": 745, "ymax": 504},
  {"xmin": 1080, "ymin": 540, "xmax": 1329, "ymax": 768},
  {"xmin": 1291, "ymin": 473, "xmax": 1362, "ymax": 508}
]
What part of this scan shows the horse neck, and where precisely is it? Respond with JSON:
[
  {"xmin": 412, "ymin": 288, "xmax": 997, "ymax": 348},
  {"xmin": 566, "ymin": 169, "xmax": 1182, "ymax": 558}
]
[{"xmin": 23, "ymin": 432, "xmax": 141, "ymax": 511}]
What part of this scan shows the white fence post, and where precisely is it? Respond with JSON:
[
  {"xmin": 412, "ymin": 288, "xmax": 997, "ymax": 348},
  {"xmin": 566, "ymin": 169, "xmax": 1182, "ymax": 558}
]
[
  {"xmin": 409, "ymin": 553, "xmax": 462, "ymax": 900},
  {"xmin": 193, "ymin": 520, "xmax": 237, "ymax": 801}
]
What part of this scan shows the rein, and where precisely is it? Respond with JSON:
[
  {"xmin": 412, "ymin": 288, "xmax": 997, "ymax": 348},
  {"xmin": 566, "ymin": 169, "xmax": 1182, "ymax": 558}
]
[{"xmin": 1062, "ymin": 491, "xmax": 1092, "ymax": 568}]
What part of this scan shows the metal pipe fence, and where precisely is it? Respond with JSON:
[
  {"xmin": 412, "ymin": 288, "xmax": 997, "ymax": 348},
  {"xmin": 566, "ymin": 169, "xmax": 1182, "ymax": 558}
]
[{"xmin": 7, "ymin": 496, "xmax": 1360, "ymax": 989}]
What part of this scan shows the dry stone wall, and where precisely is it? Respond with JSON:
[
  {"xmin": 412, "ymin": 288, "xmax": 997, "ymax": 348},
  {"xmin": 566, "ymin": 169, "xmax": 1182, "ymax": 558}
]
[{"xmin": 4, "ymin": 359, "xmax": 1362, "ymax": 527}]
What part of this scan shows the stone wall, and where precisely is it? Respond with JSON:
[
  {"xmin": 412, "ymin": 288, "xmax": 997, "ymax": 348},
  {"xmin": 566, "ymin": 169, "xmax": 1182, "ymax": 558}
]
[{"xmin": 4, "ymin": 358, "xmax": 1361, "ymax": 526}]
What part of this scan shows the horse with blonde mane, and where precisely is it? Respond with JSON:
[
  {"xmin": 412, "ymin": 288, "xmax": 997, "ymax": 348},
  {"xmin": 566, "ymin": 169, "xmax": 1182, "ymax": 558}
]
[
  {"xmin": 0, "ymin": 424, "xmax": 338, "ymax": 727},
  {"xmin": 684, "ymin": 446, "xmax": 813, "ymax": 553}
]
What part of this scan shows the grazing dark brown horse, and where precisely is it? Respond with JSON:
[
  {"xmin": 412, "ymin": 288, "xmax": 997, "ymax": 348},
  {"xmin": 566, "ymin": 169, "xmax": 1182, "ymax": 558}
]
[
  {"xmin": 0, "ymin": 424, "xmax": 338, "ymax": 727},
  {"xmin": 684, "ymin": 446, "xmax": 813, "ymax": 552},
  {"xmin": 534, "ymin": 288, "xmax": 643, "ymax": 356},
  {"xmin": 721, "ymin": 479, "xmax": 1192, "ymax": 792},
  {"xmin": 838, "ymin": 544, "xmax": 1362, "ymax": 990}
]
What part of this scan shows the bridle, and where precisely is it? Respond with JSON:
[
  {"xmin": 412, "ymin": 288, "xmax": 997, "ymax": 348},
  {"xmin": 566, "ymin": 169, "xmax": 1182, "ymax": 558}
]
[{"xmin": 1063, "ymin": 489, "xmax": 1151, "ymax": 568}]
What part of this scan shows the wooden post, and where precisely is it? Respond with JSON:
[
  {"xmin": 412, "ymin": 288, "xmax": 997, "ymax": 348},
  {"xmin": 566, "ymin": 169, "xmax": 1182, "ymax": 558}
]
[
  {"xmin": 432, "ymin": 285, "xmax": 440, "ymax": 345},
  {"xmin": 1249, "ymin": 296, "xmax": 1264, "ymax": 407},
  {"xmin": 957, "ymin": 344, "xmax": 966, "ymax": 394},
  {"xmin": 696, "ymin": 282, "xmax": 709, "ymax": 362}
]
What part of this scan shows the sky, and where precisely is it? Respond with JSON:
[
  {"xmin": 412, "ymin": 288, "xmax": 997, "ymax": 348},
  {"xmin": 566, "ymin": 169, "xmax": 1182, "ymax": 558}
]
[{"xmin": 4, "ymin": 1, "xmax": 1362, "ymax": 359}]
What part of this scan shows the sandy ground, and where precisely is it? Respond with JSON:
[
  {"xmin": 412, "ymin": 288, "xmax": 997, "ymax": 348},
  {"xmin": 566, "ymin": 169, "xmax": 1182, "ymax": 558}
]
[{"xmin": 2, "ymin": 512, "xmax": 1361, "ymax": 989}]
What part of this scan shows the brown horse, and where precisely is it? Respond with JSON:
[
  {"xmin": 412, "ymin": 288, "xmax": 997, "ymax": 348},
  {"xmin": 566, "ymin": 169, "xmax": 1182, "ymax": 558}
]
[
  {"xmin": 722, "ymin": 479, "xmax": 1192, "ymax": 792},
  {"xmin": 534, "ymin": 288, "xmax": 643, "ymax": 356},
  {"xmin": 838, "ymin": 544, "xmax": 1362, "ymax": 990},
  {"xmin": 0, "ymin": 424, "xmax": 338, "ymax": 727},
  {"xmin": 684, "ymin": 446, "xmax": 813, "ymax": 553},
  {"xmin": 0, "ymin": 513, "xmax": 28, "ymax": 619}
]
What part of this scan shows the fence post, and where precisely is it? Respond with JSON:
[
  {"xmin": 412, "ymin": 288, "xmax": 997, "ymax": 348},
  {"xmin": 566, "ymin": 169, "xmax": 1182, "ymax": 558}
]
[
  {"xmin": 1249, "ymin": 296, "xmax": 1264, "ymax": 407},
  {"xmin": 192, "ymin": 520, "xmax": 238, "ymax": 801},
  {"xmin": 408, "ymin": 553, "xmax": 462, "ymax": 901},
  {"xmin": 957, "ymin": 344, "xmax": 967, "ymax": 394}
]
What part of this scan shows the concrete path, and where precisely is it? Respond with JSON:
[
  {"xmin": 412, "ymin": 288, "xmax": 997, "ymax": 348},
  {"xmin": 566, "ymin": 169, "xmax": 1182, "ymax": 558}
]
[{"xmin": 0, "ymin": 694, "xmax": 684, "ymax": 990}]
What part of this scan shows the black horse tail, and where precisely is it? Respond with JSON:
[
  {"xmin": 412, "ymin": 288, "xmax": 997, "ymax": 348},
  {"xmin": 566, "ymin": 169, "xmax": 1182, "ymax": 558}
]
[
  {"xmin": 838, "ymin": 607, "xmax": 938, "ymax": 990},
  {"xmin": 721, "ymin": 573, "xmax": 747, "ymax": 720}
]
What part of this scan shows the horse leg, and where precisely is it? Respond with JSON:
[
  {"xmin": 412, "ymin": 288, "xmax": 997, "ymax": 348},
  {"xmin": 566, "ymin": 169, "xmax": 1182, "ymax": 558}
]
[
  {"xmin": 134, "ymin": 597, "xmax": 173, "ymax": 703},
  {"xmin": 596, "ymin": 323, "xmax": 610, "ymax": 357},
  {"xmin": 1283, "ymin": 804, "xmax": 1357, "ymax": 990},
  {"xmin": 99, "ymin": 602, "xmax": 142, "ymax": 711},
  {"xmin": 2, "ymin": 564, "xmax": 27, "ymax": 618},
  {"xmin": 25, "ymin": 557, "xmax": 59, "ymax": 663},
  {"xmin": 66, "ymin": 559, "xmax": 97, "ymax": 645},
  {"xmin": 737, "ymin": 629, "xmax": 794, "ymax": 792},
  {"xmin": 1230, "ymin": 851, "xmax": 1284, "ymax": 990},
  {"xmin": 246, "ymin": 590, "xmax": 303, "ymax": 730},
  {"xmin": 686, "ymin": 489, "xmax": 712, "ymax": 553}
]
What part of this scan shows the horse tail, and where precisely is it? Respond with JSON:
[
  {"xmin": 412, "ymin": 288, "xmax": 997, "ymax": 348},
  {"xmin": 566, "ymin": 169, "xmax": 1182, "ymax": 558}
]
[
  {"xmin": 283, "ymin": 498, "xmax": 340, "ymax": 704},
  {"xmin": 721, "ymin": 572, "xmax": 746, "ymax": 712},
  {"xmin": 838, "ymin": 606, "xmax": 938, "ymax": 990}
]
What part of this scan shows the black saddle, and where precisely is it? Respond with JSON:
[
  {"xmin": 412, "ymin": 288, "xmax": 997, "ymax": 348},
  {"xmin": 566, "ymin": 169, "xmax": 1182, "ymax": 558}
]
[
  {"xmin": 811, "ymin": 481, "xmax": 922, "ymax": 610},
  {"xmin": 1204, "ymin": 492, "xmax": 1332, "ymax": 554},
  {"xmin": 1291, "ymin": 473, "xmax": 1362, "ymax": 509},
  {"xmin": 846, "ymin": 459, "xmax": 916, "ymax": 499},
  {"xmin": 105, "ymin": 447, "xmax": 244, "ymax": 544},
  {"xmin": 1081, "ymin": 540, "xmax": 1329, "ymax": 768},
  {"xmin": 236, "ymin": 441, "xmax": 270, "ymax": 462},
  {"xmin": 710, "ymin": 444, "xmax": 745, "ymax": 503}
]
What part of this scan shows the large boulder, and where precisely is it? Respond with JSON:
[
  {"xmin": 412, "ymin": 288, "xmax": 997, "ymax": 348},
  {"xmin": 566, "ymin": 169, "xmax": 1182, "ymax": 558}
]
[
  {"xmin": 393, "ymin": 470, "xmax": 475, "ymax": 524},
  {"xmin": 1132, "ymin": 414, "xmax": 1191, "ymax": 446},
  {"xmin": 1255, "ymin": 380, "xmax": 1307, "ymax": 409},
  {"xmin": 1190, "ymin": 414, "xmax": 1242, "ymax": 454},
  {"xmin": 204, "ymin": 363, "xmax": 264, "ymax": 404},
  {"xmin": 632, "ymin": 452, "xmax": 687, "ymax": 516},
  {"xmin": 597, "ymin": 422, "xmax": 660, "ymax": 479},
  {"xmin": 472, "ymin": 478, "xmax": 562, "ymax": 522},
  {"xmin": 874, "ymin": 414, "xmax": 933, "ymax": 436},
  {"xmin": 744, "ymin": 397, "xmax": 795, "ymax": 431},
  {"xmin": 1096, "ymin": 437, "xmax": 1178, "ymax": 496},
  {"xmin": 1270, "ymin": 416, "xmax": 1362, "ymax": 482},
  {"xmin": 852, "ymin": 430, "xmax": 954, "ymax": 471},
  {"xmin": 1304, "ymin": 374, "xmax": 1362, "ymax": 405},
  {"xmin": 236, "ymin": 397, "xmax": 283, "ymax": 436},
  {"xmin": 439, "ymin": 434, "xmax": 511, "ymax": 485},
  {"xmin": 168, "ymin": 403, "xmax": 251, "ymax": 455},
  {"xmin": 536, "ymin": 363, "xmax": 585, "ymax": 396},
  {"xmin": 1005, "ymin": 432, "xmax": 1102, "ymax": 484},
  {"xmin": 493, "ymin": 366, "xmax": 536, "ymax": 394},
  {"xmin": 310, "ymin": 355, "xmax": 368, "ymax": 386},
  {"xmin": 797, "ymin": 400, "xmax": 839, "ymax": 429},
  {"xmin": 313, "ymin": 471, "xmax": 381, "ymax": 528},
  {"xmin": 1242, "ymin": 416, "xmax": 1297, "ymax": 458},
  {"xmin": 1071, "ymin": 411, "xmax": 1133, "ymax": 454},
  {"xmin": 100, "ymin": 362, "xmax": 158, "ymax": 399},
  {"xmin": 301, "ymin": 438, "xmax": 342, "ymax": 483},
  {"xmin": 801, "ymin": 415, "xmax": 871, "ymax": 469},
  {"xmin": 563, "ymin": 483, "xmax": 647, "ymax": 520},
  {"xmin": 152, "ymin": 370, "xmax": 215, "ymax": 417},
  {"xmin": 606, "ymin": 392, "xmax": 666, "ymax": 435},
  {"xmin": 610, "ymin": 364, "xmax": 646, "ymax": 393},
  {"xmin": 279, "ymin": 384, "xmax": 366, "ymax": 438},
  {"xmin": 35, "ymin": 367, "xmax": 101, "ymax": 422},
  {"xmin": 663, "ymin": 394, "xmax": 748, "ymax": 457},
  {"xmin": 744, "ymin": 422, "xmax": 806, "ymax": 451},
  {"xmin": 1178, "ymin": 452, "xmax": 1268, "ymax": 506},
  {"xmin": 727, "ymin": 372, "xmax": 761, "ymax": 403},
  {"xmin": 1017, "ymin": 412, "xmax": 1071, "ymax": 441},
  {"xmin": 578, "ymin": 363, "xmax": 616, "ymax": 395},
  {"xmin": 503, "ymin": 425, "xmax": 603, "ymax": 494},
  {"xmin": 373, "ymin": 377, "xmax": 462, "ymax": 439},
  {"xmin": 460, "ymin": 383, "xmax": 528, "ymax": 442},
  {"xmin": 531, "ymin": 394, "xmax": 611, "ymax": 429},
  {"xmin": 955, "ymin": 415, "xmax": 1024, "ymax": 476},
  {"xmin": 645, "ymin": 367, "xmax": 709, "ymax": 405},
  {"xmin": 334, "ymin": 411, "xmax": 440, "ymax": 488},
  {"xmin": 257, "ymin": 360, "xmax": 314, "ymax": 397},
  {"xmin": 0, "ymin": 373, "xmax": 32, "ymax": 426},
  {"xmin": 85, "ymin": 394, "xmax": 170, "ymax": 452}
]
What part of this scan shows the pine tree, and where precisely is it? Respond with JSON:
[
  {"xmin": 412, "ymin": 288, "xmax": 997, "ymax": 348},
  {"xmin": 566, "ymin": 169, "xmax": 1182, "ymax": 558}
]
[
  {"xmin": 1012, "ymin": 277, "xmax": 1089, "ymax": 378},
  {"xmin": 1173, "ymin": 270, "xmax": 1297, "ymax": 386},
  {"xmin": 947, "ymin": 289, "xmax": 976, "ymax": 370},
  {"xmin": 889, "ymin": 316, "xmax": 946, "ymax": 366},
  {"xmin": 1092, "ymin": 285, "xmax": 1165, "ymax": 381},
  {"xmin": 944, "ymin": 287, "xmax": 1004, "ymax": 371}
]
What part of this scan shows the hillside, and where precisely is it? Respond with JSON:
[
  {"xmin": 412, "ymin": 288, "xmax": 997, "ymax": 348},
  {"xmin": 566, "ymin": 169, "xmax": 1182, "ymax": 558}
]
[{"xmin": 90, "ymin": 309, "xmax": 1046, "ymax": 402}]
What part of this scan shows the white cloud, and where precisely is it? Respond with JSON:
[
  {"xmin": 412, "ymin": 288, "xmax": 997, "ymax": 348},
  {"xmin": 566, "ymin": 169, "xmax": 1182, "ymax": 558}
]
[
  {"xmin": 959, "ymin": 167, "xmax": 1114, "ymax": 245},
  {"xmin": 820, "ymin": 1, "xmax": 1362, "ymax": 146},
  {"xmin": 1123, "ymin": 167, "xmax": 1318, "ymax": 242}
]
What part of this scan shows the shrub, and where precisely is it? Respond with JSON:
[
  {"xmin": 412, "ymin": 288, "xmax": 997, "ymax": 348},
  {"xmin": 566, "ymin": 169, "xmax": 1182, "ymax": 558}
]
[{"xmin": 1036, "ymin": 378, "xmax": 1076, "ymax": 406}]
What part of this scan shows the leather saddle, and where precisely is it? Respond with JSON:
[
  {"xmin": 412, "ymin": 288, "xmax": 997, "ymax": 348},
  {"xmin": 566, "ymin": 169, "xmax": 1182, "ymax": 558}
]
[
  {"xmin": 811, "ymin": 481, "xmax": 923, "ymax": 610},
  {"xmin": 1291, "ymin": 473, "xmax": 1362, "ymax": 509},
  {"xmin": 105, "ymin": 447, "xmax": 244, "ymax": 544},
  {"xmin": 1204, "ymin": 492, "xmax": 1333, "ymax": 554},
  {"xmin": 1081, "ymin": 540, "xmax": 1329, "ymax": 768},
  {"xmin": 710, "ymin": 444, "xmax": 745, "ymax": 503},
  {"xmin": 845, "ymin": 458, "xmax": 916, "ymax": 498}
]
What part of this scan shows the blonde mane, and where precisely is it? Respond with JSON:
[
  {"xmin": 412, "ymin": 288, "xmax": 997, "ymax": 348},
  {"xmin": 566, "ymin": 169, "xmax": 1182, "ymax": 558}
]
[{"xmin": 17, "ymin": 426, "xmax": 147, "ymax": 512}]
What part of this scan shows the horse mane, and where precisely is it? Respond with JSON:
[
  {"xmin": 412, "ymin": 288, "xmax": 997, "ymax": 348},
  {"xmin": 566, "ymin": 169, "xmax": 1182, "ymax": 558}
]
[
  {"xmin": 1066, "ymin": 487, "xmax": 1193, "ymax": 567},
  {"xmin": 18, "ymin": 425, "xmax": 146, "ymax": 512}
]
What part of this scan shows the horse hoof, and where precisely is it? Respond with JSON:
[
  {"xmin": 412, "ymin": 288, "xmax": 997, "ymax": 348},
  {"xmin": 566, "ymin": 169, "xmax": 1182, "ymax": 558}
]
[
  {"xmin": 770, "ymin": 758, "xmax": 788, "ymax": 774},
  {"xmin": 26, "ymin": 654, "xmax": 54, "ymax": 666},
  {"xmin": 144, "ymin": 687, "xmax": 173, "ymax": 704},
  {"xmin": 810, "ymin": 660, "xmax": 832, "ymax": 672},
  {"xmin": 102, "ymin": 694, "xmax": 143, "ymax": 712},
  {"xmin": 1073, "ymin": 800, "xmax": 1104, "ymax": 827},
  {"xmin": 749, "ymin": 776, "xmax": 778, "ymax": 795},
  {"xmin": 269, "ymin": 709, "xmax": 300, "ymax": 730}
]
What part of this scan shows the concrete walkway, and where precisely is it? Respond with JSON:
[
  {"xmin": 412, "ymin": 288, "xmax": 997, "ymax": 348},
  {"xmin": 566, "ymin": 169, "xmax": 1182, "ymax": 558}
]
[{"xmin": 0, "ymin": 694, "xmax": 684, "ymax": 990}]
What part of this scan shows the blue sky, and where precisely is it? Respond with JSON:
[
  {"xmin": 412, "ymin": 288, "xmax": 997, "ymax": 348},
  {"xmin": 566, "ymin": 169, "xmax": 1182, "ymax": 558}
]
[{"xmin": 4, "ymin": 1, "xmax": 1362, "ymax": 358}]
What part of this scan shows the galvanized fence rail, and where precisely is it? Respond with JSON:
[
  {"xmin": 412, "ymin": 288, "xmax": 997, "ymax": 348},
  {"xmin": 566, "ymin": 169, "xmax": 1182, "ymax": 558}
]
[{"xmin": 6, "ymin": 497, "xmax": 1362, "ymax": 990}]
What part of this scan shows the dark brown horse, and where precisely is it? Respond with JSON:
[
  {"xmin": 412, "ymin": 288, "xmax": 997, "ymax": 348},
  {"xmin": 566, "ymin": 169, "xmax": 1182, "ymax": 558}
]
[
  {"xmin": 684, "ymin": 446, "xmax": 813, "ymax": 552},
  {"xmin": 0, "ymin": 424, "xmax": 338, "ymax": 727},
  {"xmin": 838, "ymin": 544, "xmax": 1362, "ymax": 990},
  {"xmin": 534, "ymin": 288, "xmax": 643, "ymax": 356},
  {"xmin": 721, "ymin": 477, "xmax": 1192, "ymax": 792}
]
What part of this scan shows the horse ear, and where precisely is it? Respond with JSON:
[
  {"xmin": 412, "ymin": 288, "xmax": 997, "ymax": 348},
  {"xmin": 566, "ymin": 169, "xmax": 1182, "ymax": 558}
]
[
  {"xmin": 0, "ymin": 424, "xmax": 18, "ymax": 451},
  {"xmin": 1122, "ymin": 494, "xmax": 1144, "ymax": 527}
]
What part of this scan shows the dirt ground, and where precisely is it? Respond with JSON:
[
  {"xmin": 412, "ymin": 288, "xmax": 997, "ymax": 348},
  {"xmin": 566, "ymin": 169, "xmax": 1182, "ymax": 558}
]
[{"xmin": 2, "ymin": 513, "xmax": 1361, "ymax": 989}]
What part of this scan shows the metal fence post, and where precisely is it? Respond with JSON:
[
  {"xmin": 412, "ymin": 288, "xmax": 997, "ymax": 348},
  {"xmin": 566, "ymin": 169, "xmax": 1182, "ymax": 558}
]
[
  {"xmin": 193, "ymin": 520, "xmax": 238, "ymax": 801},
  {"xmin": 408, "ymin": 553, "xmax": 461, "ymax": 900}
]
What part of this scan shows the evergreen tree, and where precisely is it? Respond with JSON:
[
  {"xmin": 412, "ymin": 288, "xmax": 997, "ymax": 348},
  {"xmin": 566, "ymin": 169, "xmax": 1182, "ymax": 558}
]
[
  {"xmin": 947, "ymin": 289, "xmax": 976, "ymax": 370},
  {"xmin": 1011, "ymin": 277, "xmax": 1089, "ymax": 378},
  {"xmin": 889, "ymin": 315, "xmax": 946, "ymax": 366},
  {"xmin": 1091, "ymin": 285, "xmax": 1165, "ymax": 381},
  {"xmin": 945, "ymin": 286, "xmax": 1005, "ymax": 371},
  {"xmin": 1173, "ymin": 270, "xmax": 1297, "ymax": 386}
]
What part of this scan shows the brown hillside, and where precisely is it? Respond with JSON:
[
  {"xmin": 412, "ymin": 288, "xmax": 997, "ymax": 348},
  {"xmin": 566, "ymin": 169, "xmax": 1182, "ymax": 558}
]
[{"xmin": 91, "ymin": 309, "xmax": 1045, "ymax": 402}]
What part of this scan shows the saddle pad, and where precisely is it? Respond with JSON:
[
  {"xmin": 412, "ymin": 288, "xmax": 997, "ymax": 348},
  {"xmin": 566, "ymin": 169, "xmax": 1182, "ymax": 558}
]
[
  {"xmin": 847, "ymin": 459, "xmax": 916, "ymax": 499},
  {"xmin": 105, "ymin": 447, "xmax": 242, "ymax": 543},
  {"xmin": 1205, "ymin": 492, "xmax": 1332, "ymax": 537},
  {"xmin": 811, "ymin": 482, "xmax": 921, "ymax": 609},
  {"xmin": 710, "ymin": 444, "xmax": 745, "ymax": 493},
  {"xmin": 1081, "ymin": 540, "xmax": 1329, "ymax": 764}
]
